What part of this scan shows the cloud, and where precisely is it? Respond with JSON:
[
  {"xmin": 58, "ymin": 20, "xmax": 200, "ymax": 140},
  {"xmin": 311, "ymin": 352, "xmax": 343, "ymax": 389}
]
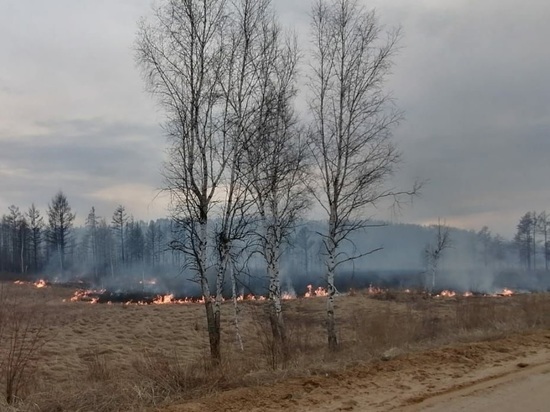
[
  {"xmin": 85, "ymin": 183, "xmax": 169, "ymax": 222},
  {"xmin": 0, "ymin": 117, "xmax": 165, "ymax": 222},
  {"xmin": 377, "ymin": 0, "xmax": 550, "ymax": 237},
  {"xmin": 1, "ymin": 0, "xmax": 550, "ymax": 238}
]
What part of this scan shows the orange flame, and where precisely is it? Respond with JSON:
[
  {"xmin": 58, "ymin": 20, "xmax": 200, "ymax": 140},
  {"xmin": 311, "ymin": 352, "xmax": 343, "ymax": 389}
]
[
  {"xmin": 63, "ymin": 284, "xmax": 519, "ymax": 305},
  {"xmin": 499, "ymin": 288, "xmax": 514, "ymax": 297},
  {"xmin": 367, "ymin": 284, "xmax": 384, "ymax": 294},
  {"xmin": 68, "ymin": 289, "xmax": 106, "ymax": 303},
  {"xmin": 438, "ymin": 290, "xmax": 456, "ymax": 298},
  {"xmin": 304, "ymin": 284, "xmax": 328, "ymax": 298},
  {"xmin": 34, "ymin": 279, "xmax": 47, "ymax": 288},
  {"xmin": 153, "ymin": 294, "xmax": 175, "ymax": 304}
]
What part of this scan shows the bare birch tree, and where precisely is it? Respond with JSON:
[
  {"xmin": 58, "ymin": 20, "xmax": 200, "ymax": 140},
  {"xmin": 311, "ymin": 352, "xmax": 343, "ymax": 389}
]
[
  {"xmin": 210, "ymin": 0, "xmax": 276, "ymax": 352},
  {"xmin": 137, "ymin": 0, "xmax": 231, "ymax": 363},
  {"xmin": 138, "ymin": 0, "xmax": 284, "ymax": 361},
  {"xmin": 424, "ymin": 219, "xmax": 451, "ymax": 292},
  {"xmin": 244, "ymin": 18, "xmax": 310, "ymax": 346},
  {"xmin": 307, "ymin": 0, "xmax": 415, "ymax": 350}
]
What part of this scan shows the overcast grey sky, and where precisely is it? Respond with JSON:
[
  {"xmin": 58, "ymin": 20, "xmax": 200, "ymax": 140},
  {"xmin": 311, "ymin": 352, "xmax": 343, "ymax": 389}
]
[{"xmin": 1, "ymin": 0, "xmax": 549, "ymax": 238}]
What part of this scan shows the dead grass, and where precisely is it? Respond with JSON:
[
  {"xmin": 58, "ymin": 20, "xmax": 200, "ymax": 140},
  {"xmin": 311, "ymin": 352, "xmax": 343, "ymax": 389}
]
[
  {"xmin": 3, "ymin": 283, "xmax": 550, "ymax": 411},
  {"xmin": 0, "ymin": 284, "xmax": 52, "ymax": 406}
]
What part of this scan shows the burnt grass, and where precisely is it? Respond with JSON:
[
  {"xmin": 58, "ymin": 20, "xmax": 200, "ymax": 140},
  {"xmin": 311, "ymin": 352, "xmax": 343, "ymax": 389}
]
[{"xmin": 94, "ymin": 290, "xmax": 196, "ymax": 304}]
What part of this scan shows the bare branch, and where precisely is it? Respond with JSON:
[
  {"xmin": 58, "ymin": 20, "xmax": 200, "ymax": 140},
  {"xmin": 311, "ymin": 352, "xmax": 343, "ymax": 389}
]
[{"xmin": 306, "ymin": 0, "xmax": 411, "ymax": 350}]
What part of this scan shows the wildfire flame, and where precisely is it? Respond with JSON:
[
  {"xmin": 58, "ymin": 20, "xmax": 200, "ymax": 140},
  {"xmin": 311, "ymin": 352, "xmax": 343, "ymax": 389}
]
[
  {"xmin": 438, "ymin": 290, "xmax": 456, "ymax": 298},
  {"xmin": 304, "ymin": 284, "xmax": 328, "ymax": 298},
  {"xmin": 34, "ymin": 279, "xmax": 47, "ymax": 288},
  {"xmin": 367, "ymin": 284, "xmax": 384, "ymax": 295},
  {"xmin": 498, "ymin": 288, "xmax": 514, "ymax": 297},
  {"xmin": 62, "ymin": 283, "xmax": 518, "ymax": 305},
  {"xmin": 153, "ymin": 294, "xmax": 174, "ymax": 304},
  {"xmin": 66, "ymin": 289, "xmax": 106, "ymax": 303},
  {"xmin": 435, "ymin": 289, "xmax": 515, "ymax": 298},
  {"xmin": 13, "ymin": 279, "xmax": 48, "ymax": 288},
  {"xmin": 150, "ymin": 294, "xmax": 211, "ymax": 304}
]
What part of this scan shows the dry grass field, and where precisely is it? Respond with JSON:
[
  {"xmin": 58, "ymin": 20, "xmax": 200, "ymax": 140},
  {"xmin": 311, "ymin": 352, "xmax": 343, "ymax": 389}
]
[{"xmin": 1, "ymin": 281, "xmax": 550, "ymax": 411}]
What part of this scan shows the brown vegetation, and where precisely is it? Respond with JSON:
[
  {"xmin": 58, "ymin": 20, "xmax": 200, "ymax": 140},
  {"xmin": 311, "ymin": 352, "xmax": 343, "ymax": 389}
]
[
  {"xmin": 2, "ymin": 282, "xmax": 550, "ymax": 411},
  {"xmin": 0, "ymin": 284, "xmax": 50, "ymax": 405}
]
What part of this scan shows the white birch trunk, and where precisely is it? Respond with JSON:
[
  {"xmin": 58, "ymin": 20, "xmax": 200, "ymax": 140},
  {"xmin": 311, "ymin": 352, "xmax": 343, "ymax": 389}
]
[
  {"xmin": 215, "ymin": 242, "xmax": 229, "ymax": 314},
  {"xmin": 430, "ymin": 263, "xmax": 437, "ymax": 293},
  {"xmin": 230, "ymin": 264, "xmax": 244, "ymax": 351},
  {"xmin": 326, "ymin": 212, "xmax": 338, "ymax": 351},
  {"xmin": 267, "ymin": 240, "xmax": 285, "ymax": 342},
  {"xmin": 215, "ymin": 240, "xmax": 231, "ymax": 324},
  {"xmin": 264, "ymin": 199, "xmax": 286, "ymax": 344},
  {"xmin": 198, "ymin": 219, "xmax": 220, "ymax": 363}
]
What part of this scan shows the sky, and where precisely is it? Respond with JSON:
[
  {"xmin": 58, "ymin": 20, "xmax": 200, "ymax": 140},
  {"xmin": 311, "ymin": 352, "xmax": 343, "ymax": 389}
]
[{"xmin": 1, "ymin": 0, "xmax": 549, "ymax": 239}]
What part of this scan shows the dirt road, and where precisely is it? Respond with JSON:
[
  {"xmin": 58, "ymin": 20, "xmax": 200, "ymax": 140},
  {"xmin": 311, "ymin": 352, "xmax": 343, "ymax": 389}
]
[
  {"xmin": 164, "ymin": 330, "xmax": 550, "ymax": 412},
  {"xmin": 405, "ymin": 352, "xmax": 550, "ymax": 412}
]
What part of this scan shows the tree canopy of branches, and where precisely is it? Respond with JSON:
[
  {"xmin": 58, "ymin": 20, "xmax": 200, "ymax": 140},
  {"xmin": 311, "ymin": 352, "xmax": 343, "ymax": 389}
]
[
  {"xmin": 307, "ymin": 0, "xmax": 413, "ymax": 350},
  {"xmin": 111, "ymin": 205, "xmax": 128, "ymax": 266},
  {"xmin": 27, "ymin": 204, "xmax": 43, "ymax": 273},
  {"xmin": 237, "ymin": 4, "xmax": 310, "ymax": 348},
  {"xmin": 514, "ymin": 211, "xmax": 537, "ymax": 270},
  {"xmin": 46, "ymin": 191, "xmax": 75, "ymax": 276},
  {"xmin": 424, "ymin": 219, "xmax": 451, "ymax": 292},
  {"xmin": 0, "ymin": 206, "xmax": 27, "ymax": 274},
  {"xmin": 137, "ymin": 0, "xmax": 299, "ymax": 362}
]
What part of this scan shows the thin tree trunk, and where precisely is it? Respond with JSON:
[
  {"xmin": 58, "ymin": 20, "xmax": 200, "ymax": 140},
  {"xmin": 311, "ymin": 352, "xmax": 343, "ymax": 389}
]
[
  {"xmin": 431, "ymin": 264, "xmax": 437, "ymax": 292},
  {"xmin": 110, "ymin": 247, "xmax": 114, "ymax": 278},
  {"xmin": 230, "ymin": 264, "xmax": 244, "ymax": 351},
  {"xmin": 58, "ymin": 242, "xmax": 63, "ymax": 277},
  {"xmin": 545, "ymin": 227, "xmax": 548, "ymax": 271},
  {"xmin": 214, "ymin": 239, "xmax": 230, "ymax": 360},
  {"xmin": 199, "ymin": 220, "xmax": 220, "ymax": 363},
  {"xmin": 326, "ymin": 263, "xmax": 337, "ymax": 351},
  {"xmin": 203, "ymin": 298, "xmax": 220, "ymax": 362},
  {"xmin": 267, "ymin": 256, "xmax": 285, "ymax": 344},
  {"xmin": 533, "ymin": 212, "xmax": 537, "ymax": 272},
  {"xmin": 33, "ymin": 233, "xmax": 38, "ymax": 272},
  {"xmin": 326, "ymin": 215, "xmax": 338, "ymax": 351},
  {"xmin": 20, "ymin": 237, "xmax": 25, "ymax": 274}
]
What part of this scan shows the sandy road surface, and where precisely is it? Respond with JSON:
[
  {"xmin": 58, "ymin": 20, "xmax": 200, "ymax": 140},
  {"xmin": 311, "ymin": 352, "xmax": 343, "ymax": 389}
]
[
  {"xmin": 163, "ymin": 330, "xmax": 550, "ymax": 412},
  {"xmin": 404, "ymin": 354, "xmax": 550, "ymax": 411}
]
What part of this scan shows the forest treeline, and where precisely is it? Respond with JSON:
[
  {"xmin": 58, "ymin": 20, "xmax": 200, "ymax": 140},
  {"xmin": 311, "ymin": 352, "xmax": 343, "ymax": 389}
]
[
  {"xmin": 0, "ymin": 190, "xmax": 547, "ymax": 287},
  {"xmin": 0, "ymin": 191, "xmax": 177, "ymax": 280}
]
